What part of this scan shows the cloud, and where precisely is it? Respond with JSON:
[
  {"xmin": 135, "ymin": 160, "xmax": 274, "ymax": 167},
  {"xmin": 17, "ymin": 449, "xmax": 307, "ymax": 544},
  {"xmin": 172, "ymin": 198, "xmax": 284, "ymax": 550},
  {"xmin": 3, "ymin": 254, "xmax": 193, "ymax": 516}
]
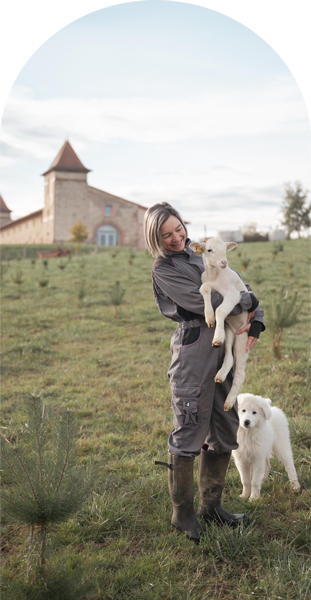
[
  {"xmin": 0, "ymin": 0, "xmax": 41, "ymax": 27},
  {"xmin": 0, "ymin": 77, "xmax": 308, "ymax": 164}
]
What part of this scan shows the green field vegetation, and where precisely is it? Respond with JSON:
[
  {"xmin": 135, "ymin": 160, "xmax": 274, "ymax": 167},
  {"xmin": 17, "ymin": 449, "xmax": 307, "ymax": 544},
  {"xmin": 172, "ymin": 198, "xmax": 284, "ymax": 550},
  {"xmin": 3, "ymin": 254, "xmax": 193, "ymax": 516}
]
[{"xmin": 1, "ymin": 239, "xmax": 310, "ymax": 599}]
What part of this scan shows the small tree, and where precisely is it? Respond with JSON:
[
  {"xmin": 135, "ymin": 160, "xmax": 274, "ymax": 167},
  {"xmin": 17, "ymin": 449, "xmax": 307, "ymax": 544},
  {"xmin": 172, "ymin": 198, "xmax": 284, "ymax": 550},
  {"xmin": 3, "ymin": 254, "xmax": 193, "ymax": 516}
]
[
  {"xmin": 11, "ymin": 268, "xmax": 24, "ymax": 294},
  {"xmin": 266, "ymin": 287, "xmax": 303, "ymax": 359},
  {"xmin": 281, "ymin": 181, "xmax": 310, "ymax": 238},
  {"xmin": 68, "ymin": 221, "xmax": 88, "ymax": 254},
  {"xmin": 241, "ymin": 255, "xmax": 250, "ymax": 271},
  {"xmin": 110, "ymin": 281, "xmax": 125, "ymax": 317},
  {"xmin": 0, "ymin": 262, "xmax": 8, "ymax": 284},
  {"xmin": 1, "ymin": 394, "xmax": 94, "ymax": 581}
]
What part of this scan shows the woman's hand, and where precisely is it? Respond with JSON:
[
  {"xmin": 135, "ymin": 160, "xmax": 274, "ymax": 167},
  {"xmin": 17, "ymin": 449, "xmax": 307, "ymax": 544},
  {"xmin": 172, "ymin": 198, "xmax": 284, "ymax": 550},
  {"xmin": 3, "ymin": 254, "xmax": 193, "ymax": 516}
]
[{"xmin": 236, "ymin": 310, "xmax": 257, "ymax": 352}]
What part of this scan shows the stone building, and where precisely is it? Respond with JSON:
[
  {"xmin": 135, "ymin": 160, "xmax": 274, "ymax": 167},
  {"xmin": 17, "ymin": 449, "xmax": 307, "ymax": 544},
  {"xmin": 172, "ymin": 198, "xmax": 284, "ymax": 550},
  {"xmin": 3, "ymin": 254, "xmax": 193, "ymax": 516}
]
[
  {"xmin": 0, "ymin": 195, "xmax": 12, "ymax": 228},
  {"xmin": 0, "ymin": 141, "xmax": 147, "ymax": 248}
]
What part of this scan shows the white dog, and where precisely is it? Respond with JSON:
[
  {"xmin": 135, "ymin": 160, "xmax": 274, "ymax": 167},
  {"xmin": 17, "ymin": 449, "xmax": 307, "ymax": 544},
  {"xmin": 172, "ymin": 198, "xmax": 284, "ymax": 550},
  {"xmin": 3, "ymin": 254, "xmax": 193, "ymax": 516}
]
[{"xmin": 232, "ymin": 393, "xmax": 300, "ymax": 500}]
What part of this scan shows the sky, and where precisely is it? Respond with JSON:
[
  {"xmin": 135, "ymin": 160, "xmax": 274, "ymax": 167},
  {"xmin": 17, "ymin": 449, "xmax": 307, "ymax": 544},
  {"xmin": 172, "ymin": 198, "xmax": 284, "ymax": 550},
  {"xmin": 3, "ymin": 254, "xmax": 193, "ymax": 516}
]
[{"xmin": 1, "ymin": 0, "xmax": 310, "ymax": 239}]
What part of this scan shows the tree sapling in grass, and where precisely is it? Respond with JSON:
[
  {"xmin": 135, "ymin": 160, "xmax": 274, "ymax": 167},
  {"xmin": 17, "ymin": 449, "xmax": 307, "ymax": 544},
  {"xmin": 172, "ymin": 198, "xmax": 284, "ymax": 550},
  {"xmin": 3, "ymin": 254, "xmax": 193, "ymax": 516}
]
[
  {"xmin": 11, "ymin": 267, "xmax": 24, "ymax": 294},
  {"xmin": 241, "ymin": 255, "xmax": 250, "ymax": 271},
  {"xmin": 110, "ymin": 280, "xmax": 125, "ymax": 317},
  {"xmin": 0, "ymin": 394, "xmax": 95, "ymax": 583},
  {"xmin": 0, "ymin": 262, "xmax": 9, "ymax": 284},
  {"xmin": 266, "ymin": 287, "xmax": 303, "ymax": 359}
]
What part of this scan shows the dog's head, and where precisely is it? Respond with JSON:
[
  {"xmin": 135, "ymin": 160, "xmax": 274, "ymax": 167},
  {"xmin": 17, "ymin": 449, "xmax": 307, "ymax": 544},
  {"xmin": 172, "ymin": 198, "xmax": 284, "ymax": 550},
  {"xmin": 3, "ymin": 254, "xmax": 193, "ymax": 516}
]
[{"xmin": 237, "ymin": 393, "xmax": 272, "ymax": 429}]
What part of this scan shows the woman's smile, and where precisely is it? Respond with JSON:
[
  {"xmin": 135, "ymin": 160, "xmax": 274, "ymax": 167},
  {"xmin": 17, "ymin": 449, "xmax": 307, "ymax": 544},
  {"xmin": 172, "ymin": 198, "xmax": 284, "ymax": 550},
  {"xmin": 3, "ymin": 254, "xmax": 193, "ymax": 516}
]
[{"xmin": 160, "ymin": 215, "xmax": 186, "ymax": 253}]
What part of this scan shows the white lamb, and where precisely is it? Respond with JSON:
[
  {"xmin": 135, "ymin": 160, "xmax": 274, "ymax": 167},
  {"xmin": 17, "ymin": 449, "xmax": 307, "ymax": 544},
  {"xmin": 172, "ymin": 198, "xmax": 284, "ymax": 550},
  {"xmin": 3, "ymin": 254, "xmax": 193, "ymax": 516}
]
[{"xmin": 190, "ymin": 237, "xmax": 252, "ymax": 412}]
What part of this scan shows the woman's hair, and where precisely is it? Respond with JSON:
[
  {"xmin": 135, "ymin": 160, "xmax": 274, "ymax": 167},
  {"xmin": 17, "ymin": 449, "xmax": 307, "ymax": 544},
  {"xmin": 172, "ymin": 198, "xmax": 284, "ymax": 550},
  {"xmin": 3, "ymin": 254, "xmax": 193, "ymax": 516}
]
[{"xmin": 143, "ymin": 202, "xmax": 188, "ymax": 258}]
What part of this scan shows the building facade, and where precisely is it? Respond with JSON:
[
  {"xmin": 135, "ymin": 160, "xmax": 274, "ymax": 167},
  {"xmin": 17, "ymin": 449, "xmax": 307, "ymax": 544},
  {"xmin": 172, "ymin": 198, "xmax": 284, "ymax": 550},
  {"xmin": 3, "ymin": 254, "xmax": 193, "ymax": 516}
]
[{"xmin": 0, "ymin": 142, "xmax": 147, "ymax": 248}]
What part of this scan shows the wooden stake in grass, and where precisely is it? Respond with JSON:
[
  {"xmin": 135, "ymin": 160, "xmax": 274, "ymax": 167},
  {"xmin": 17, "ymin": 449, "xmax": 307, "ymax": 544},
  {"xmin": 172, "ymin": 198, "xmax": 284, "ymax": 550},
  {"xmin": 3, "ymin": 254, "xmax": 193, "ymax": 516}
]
[
  {"xmin": 0, "ymin": 394, "xmax": 94, "ymax": 581},
  {"xmin": 110, "ymin": 280, "xmax": 125, "ymax": 317},
  {"xmin": 77, "ymin": 280, "xmax": 86, "ymax": 307},
  {"xmin": 128, "ymin": 247, "xmax": 136, "ymax": 265},
  {"xmin": 266, "ymin": 287, "xmax": 303, "ymax": 359}
]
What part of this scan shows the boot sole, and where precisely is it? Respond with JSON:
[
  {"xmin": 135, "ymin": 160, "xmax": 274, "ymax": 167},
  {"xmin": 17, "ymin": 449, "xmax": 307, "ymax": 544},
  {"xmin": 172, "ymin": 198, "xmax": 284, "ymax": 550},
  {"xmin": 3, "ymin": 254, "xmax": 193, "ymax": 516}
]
[{"xmin": 171, "ymin": 524, "xmax": 201, "ymax": 543}]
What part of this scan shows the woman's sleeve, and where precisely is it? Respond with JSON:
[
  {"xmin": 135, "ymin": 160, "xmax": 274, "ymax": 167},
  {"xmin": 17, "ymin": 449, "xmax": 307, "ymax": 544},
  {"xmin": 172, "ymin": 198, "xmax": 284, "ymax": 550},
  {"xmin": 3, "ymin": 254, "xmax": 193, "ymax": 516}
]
[{"xmin": 153, "ymin": 262, "xmax": 253, "ymax": 316}]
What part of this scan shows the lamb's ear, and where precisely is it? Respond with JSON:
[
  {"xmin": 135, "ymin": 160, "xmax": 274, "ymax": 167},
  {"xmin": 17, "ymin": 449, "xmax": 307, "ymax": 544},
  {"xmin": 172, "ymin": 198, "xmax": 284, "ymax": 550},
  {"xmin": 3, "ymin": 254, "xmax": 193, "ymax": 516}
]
[
  {"xmin": 226, "ymin": 242, "xmax": 237, "ymax": 252},
  {"xmin": 189, "ymin": 242, "xmax": 205, "ymax": 255},
  {"xmin": 261, "ymin": 398, "xmax": 272, "ymax": 420}
]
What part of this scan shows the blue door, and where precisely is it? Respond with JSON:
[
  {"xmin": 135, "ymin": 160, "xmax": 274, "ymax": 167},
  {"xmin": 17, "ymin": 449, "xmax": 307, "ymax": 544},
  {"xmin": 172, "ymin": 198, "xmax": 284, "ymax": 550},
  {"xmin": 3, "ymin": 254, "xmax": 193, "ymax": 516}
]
[{"xmin": 96, "ymin": 225, "xmax": 119, "ymax": 246}]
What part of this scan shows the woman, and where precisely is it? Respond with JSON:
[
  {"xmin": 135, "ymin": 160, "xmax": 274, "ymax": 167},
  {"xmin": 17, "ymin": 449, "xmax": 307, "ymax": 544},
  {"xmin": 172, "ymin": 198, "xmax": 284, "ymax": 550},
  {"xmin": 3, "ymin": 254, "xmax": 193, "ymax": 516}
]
[{"xmin": 144, "ymin": 202, "xmax": 265, "ymax": 542}]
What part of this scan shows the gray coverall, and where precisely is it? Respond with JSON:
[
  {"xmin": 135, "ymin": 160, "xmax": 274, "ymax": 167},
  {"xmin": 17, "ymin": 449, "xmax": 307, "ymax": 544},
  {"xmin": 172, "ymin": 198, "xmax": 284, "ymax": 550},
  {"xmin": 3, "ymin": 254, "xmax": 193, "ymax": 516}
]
[{"xmin": 152, "ymin": 239, "xmax": 265, "ymax": 458}]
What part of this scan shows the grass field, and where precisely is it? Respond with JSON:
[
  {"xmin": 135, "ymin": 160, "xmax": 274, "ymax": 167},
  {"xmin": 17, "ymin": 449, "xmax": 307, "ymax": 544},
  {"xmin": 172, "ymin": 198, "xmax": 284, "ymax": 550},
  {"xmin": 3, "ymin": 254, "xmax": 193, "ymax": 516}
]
[{"xmin": 1, "ymin": 239, "xmax": 310, "ymax": 599}]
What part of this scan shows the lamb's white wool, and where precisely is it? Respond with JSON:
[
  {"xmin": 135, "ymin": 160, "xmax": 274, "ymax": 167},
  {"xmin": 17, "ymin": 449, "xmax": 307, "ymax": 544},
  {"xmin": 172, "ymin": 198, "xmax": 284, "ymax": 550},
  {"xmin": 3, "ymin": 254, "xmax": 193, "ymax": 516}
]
[
  {"xmin": 189, "ymin": 237, "xmax": 249, "ymax": 411},
  {"xmin": 232, "ymin": 393, "xmax": 300, "ymax": 500}
]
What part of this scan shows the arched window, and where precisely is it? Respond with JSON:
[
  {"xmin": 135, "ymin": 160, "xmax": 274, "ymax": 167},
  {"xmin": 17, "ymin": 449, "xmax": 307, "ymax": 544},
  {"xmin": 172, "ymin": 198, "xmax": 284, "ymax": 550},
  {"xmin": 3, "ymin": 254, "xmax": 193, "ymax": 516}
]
[{"xmin": 95, "ymin": 224, "xmax": 119, "ymax": 246}]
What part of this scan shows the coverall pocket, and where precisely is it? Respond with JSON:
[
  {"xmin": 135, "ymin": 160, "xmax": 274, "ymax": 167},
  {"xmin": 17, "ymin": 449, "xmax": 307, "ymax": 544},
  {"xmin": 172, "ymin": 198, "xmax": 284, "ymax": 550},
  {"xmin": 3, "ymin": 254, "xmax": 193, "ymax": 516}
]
[
  {"xmin": 182, "ymin": 326, "xmax": 201, "ymax": 347},
  {"xmin": 171, "ymin": 384, "xmax": 201, "ymax": 429}
]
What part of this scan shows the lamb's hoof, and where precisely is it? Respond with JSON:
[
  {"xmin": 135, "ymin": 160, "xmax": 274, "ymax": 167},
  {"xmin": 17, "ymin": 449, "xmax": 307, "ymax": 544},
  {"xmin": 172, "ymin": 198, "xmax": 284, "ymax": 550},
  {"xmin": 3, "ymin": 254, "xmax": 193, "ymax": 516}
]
[
  {"xmin": 212, "ymin": 340, "xmax": 223, "ymax": 347},
  {"xmin": 205, "ymin": 318, "xmax": 215, "ymax": 328},
  {"xmin": 224, "ymin": 401, "xmax": 234, "ymax": 411},
  {"xmin": 214, "ymin": 375, "xmax": 224, "ymax": 384}
]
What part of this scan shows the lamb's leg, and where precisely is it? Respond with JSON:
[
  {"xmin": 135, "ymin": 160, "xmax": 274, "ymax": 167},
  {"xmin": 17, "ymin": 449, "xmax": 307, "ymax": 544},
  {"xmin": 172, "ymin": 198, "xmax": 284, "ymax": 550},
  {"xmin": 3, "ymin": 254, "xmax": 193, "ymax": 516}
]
[
  {"xmin": 215, "ymin": 326, "xmax": 235, "ymax": 383},
  {"xmin": 223, "ymin": 331, "xmax": 248, "ymax": 411},
  {"xmin": 213, "ymin": 291, "xmax": 240, "ymax": 347},
  {"xmin": 200, "ymin": 283, "xmax": 215, "ymax": 327}
]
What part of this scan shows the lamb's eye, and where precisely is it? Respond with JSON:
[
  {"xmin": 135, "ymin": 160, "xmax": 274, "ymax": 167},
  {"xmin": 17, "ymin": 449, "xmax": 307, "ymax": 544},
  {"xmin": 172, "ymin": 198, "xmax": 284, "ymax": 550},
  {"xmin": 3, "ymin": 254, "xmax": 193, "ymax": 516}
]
[
  {"xmin": 242, "ymin": 409, "xmax": 246, "ymax": 412},
  {"xmin": 207, "ymin": 249, "xmax": 212, "ymax": 253},
  {"xmin": 252, "ymin": 411, "xmax": 257, "ymax": 414}
]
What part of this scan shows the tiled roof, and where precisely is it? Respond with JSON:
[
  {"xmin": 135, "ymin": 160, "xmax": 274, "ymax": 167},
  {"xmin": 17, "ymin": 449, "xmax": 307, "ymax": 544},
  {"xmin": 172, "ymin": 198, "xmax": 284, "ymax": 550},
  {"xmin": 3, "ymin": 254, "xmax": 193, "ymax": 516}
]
[
  {"xmin": 0, "ymin": 209, "xmax": 43, "ymax": 230},
  {"xmin": 42, "ymin": 141, "xmax": 91, "ymax": 176},
  {"xmin": 0, "ymin": 194, "xmax": 12, "ymax": 213}
]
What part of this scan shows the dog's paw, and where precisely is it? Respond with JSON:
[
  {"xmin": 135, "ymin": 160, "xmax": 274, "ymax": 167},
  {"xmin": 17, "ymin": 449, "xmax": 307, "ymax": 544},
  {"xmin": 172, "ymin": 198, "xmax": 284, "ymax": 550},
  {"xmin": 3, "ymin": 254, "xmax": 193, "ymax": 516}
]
[
  {"xmin": 249, "ymin": 494, "xmax": 260, "ymax": 502},
  {"xmin": 290, "ymin": 481, "xmax": 301, "ymax": 492},
  {"xmin": 239, "ymin": 493, "xmax": 250, "ymax": 499}
]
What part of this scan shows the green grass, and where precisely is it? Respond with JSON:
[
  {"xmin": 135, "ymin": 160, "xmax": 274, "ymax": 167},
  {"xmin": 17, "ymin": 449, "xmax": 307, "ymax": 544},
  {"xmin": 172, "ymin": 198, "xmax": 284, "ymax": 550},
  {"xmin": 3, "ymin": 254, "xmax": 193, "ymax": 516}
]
[{"xmin": 1, "ymin": 240, "xmax": 310, "ymax": 599}]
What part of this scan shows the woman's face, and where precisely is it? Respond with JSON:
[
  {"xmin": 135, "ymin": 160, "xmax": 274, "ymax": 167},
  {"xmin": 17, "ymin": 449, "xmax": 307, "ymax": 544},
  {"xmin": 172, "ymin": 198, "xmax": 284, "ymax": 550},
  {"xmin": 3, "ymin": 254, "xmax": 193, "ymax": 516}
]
[{"xmin": 160, "ymin": 215, "xmax": 186, "ymax": 253}]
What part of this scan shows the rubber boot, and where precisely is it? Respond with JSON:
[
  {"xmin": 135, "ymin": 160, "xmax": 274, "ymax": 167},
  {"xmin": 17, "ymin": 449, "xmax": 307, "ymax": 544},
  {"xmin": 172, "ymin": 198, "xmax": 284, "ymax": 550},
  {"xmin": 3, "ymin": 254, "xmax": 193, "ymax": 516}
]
[
  {"xmin": 197, "ymin": 447, "xmax": 249, "ymax": 527},
  {"xmin": 168, "ymin": 452, "xmax": 205, "ymax": 542}
]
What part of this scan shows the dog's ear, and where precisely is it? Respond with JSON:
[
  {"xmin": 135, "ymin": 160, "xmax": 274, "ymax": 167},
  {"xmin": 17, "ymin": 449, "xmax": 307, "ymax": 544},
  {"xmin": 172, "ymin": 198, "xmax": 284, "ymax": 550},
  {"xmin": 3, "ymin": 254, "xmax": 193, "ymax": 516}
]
[{"xmin": 261, "ymin": 398, "xmax": 272, "ymax": 420}]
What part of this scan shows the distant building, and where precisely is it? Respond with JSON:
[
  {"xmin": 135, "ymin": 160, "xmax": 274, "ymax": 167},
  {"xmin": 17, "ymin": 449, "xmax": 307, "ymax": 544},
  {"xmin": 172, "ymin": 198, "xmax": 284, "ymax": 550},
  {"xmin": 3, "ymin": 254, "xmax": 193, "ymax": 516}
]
[
  {"xmin": 0, "ymin": 141, "xmax": 147, "ymax": 248},
  {"xmin": 0, "ymin": 195, "xmax": 12, "ymax": 229},
  {"xmin": 217, "ymin": 230, "xmax": 244, "ymax": 243},
  {"xmin": 268, "ymin": 228, "xmax": 286, "ymax": 242}
]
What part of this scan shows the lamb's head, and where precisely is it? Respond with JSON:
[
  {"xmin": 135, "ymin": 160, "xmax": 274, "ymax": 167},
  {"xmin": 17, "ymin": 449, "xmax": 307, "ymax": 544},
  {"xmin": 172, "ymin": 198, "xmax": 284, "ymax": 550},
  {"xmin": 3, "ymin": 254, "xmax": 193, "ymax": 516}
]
[{"xmin": 189, "ymin": 237, "xmax": 237, "ymax": 269}]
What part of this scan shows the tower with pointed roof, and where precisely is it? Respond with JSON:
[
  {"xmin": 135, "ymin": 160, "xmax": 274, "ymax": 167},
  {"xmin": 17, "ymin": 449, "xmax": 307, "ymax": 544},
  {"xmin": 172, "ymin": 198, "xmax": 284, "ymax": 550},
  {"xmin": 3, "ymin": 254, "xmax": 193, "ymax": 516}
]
[{"xmin": 42, "ymin": 141, "xmax": 91, "ymax": 243}]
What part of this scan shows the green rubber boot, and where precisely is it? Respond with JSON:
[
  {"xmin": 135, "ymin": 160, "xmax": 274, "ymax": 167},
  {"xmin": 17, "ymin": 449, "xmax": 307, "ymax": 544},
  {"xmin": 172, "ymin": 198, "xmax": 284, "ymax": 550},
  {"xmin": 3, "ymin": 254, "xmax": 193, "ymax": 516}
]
[
  {"xmin": 168, "ymin": 452, "xmax": 205, "ymax": 543},
  {"xmin": 197, "ymin": 448, "xmax": 249, "ymax": 527}
]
